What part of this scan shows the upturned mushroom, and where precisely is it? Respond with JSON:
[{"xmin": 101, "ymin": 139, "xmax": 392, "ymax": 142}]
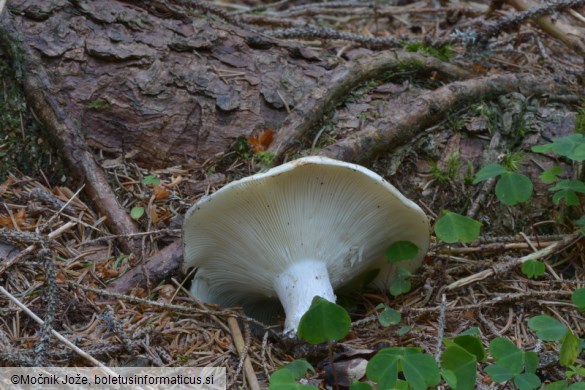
[{"xmin": 183, "ymin": 156, "xmax": 429, "ymax": 334}]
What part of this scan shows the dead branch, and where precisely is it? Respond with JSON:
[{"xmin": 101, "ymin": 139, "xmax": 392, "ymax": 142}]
[
  {"xmin": 0, "ymin": 222, "xmax": 75, "ymax": 277},
  {"xmin": 109, "ymin": 239, "xmax": 183, "ymax": 294},
  {"xmin": 446, "ymin": 231, "xmax": 583, "ymax": 290},
  {"xmin": 317, "ymin": 73, "xmax": 570, "ymax": 163},
  {"xmin": 0, "ymin": 12, "xmax": 140, "ymax": 255},
  {"xmin": 269, "ymin": 51, "xmax": 472, "ymax": 160},
  {"xmin": 504, "ymin": 0, "xmax": 585, "ymax": 58},
  {"xmin": 268, "ymin": 26, "xmax": 402, "ymax": 48}
]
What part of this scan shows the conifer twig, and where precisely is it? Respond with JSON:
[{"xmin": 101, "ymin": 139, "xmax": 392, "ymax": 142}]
[{"xmin": 0, "ymin": 286, "xmax": 115, "ymax": 372}]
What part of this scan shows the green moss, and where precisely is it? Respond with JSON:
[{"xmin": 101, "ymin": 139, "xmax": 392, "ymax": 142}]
[
  {"xmin": 87, "ymin": 98, "xmax": 111, "ymax": 110},
  {"xmin": 576, "ymin": 99, "xmax": 585, "ymax": 134},
  {"xmin": 385, "ymin": 58, "xmax": 425, "ymax": 78},
  {"xmin": 404, "ymin": 42, "xmax": 454, "ymax": 62},
  {"xmin": 254, "ymin": 150, "xmax": 276, "ymax": 166}
]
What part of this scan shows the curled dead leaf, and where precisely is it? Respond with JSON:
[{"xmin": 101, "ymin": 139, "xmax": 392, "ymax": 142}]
[
  {"xmin": 247, "ymin": 128, "xmax": 273, "ymax": 153},
  {"xmin": 152, "ymin": 185, "xmax": 170, "ymax": 200}
]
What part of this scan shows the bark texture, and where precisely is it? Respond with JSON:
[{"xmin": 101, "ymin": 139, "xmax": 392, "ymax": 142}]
[{"xmin": 5, "ymin": 0, "xmax": 329, "ymax": 167}]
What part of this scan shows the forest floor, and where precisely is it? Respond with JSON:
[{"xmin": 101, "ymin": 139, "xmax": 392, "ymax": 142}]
[{"xmin": 0, "ymin": 0, "xmax": 584, "ymax": 389}]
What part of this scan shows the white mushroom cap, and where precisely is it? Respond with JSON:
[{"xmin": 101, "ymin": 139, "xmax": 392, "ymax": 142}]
[{"xmin": 183, "ymin": 156, "xmax": 430, "ymax": 334}]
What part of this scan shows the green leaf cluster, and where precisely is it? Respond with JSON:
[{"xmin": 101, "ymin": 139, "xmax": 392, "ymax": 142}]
[
  {"xmin": 297, "ymin": 296, "xmax": 351, "ymax": 344},
  {"xmin": 473, "ymin": 163, "xmax": 533, "ymax": 205},
  {"xmin": 376, "ymin": 304, "xmax": 401, "ymax": 327},
  {"xmin": 268, "ymin": 360, "xmax": 317, "ymax": 390},
  {"xmin": 521, "ymin": 259, "xmax": 546, "ymax": 279},
  {"xmin": 271, "ymin": 255, "xmax": 585, "ymax": 389},
  {"xmin": 531, "ymin": 133, "xmax": 585, "ymax": 227},
  {"xmin": 485, "ymin": 337, "xmax": 540, "ymax": 390},
  {"xmin": 434, "ymin": 211, "xmax": 482, "ymax": 243},
  {"xmin": 442, "ymin": 334, "xmax": 485, "ymax": 390},
  {"xmin": 367, "ymin": 347, "xmax": 441, "ymax": 390},
  {"xmin": 532, "ymin": 133, "xmax": 585, "ymax": 161},
  {"xmin": 389, "ymin": 268, "xmax": 413, "ymax": 297},
  {"xmin": 385, "ymin": 241, "xmax": 419, "ymax": 263},
  {"xmin": 142, "ymin": 174, "xmax": 160, "ymax": 186}
]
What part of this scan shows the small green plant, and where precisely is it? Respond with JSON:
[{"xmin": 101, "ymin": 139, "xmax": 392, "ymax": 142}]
[
  {"xmin": 442, "ymin": 332, "xmax": 486, "ymax": 390},
  {"xmin": 366, "ymin": 347, "xmax": 441, "ymax": 389},
  {"xmin": 385, "ymin": 241, "xmax": 419, "ymax": 262},
  {"xmin": 548, "ymin": 180, "xmax": 585, "ymax": 206},
  {"xmin": 297, "ymin": 296, "xmax": 351, "ymax": 344},
  {"xmin": 434, "ymin": 211, "xmax": 482, "ymax": 244},
  {"xmin": 385, "ymin": 241, "xmax": 419, "ymax": 296},
  {"xmin": 572, "ymin": 288, "xmax": 585, "ymax": 311},
  {"xmin": 376, "ymin": 304, "xmax": 401, "ymax": 327},
  {"xmin": 87, "ymin": 98, "xmax": 111, "ymax": 110},
  {"xmin": 502, "ymin": 152, "xmax": 525, "ymax": 172},
  {"xmin": 532, "ymin": 133, "xmax": 585, "ymax": 161},
  {"xmin": 446, "ymin": 152, "xmax": 463, "ymax": 179},
  {"xmin": 430, "ymin": 161, "xmax": 449, "ymax": 185},
  {"xmin": 268, "ymin": 365, "xmax": 318, "ymax": 390},
  {"xmin": 473, "ymin": 162, "xmax": 533, "ymax": 206},
  {"xmin": 429, "ymin": 153, "xmax": 463, "ymax": 185},
  {"xmin": 485, "ymin": 337, "xmax": 541, "ymax": 390},
  {"xmin": 527, "ymin": 314, "xmax": 584, "ymax": 367},
  {"xmin": 130, "ymin": 206, "xmax": 145, "ymax": 220},
  {"xmin": 232, "ymin": 136, "xmax": 252, "ymax": 159},
  {"xmin": 142, "ymin": 174, "xmax": 160, "ymax": 186},
  {"xmin": 521, "ymin": 259, "xmax": 546, "ymax": 279},
  {"xmin": 532, "ymin": 133, "xmax": 585, "ymax": 221},
  {"xmin": 268, "ymin": 297, "xmax": 350, "ymax": 388},
  {"xmin": 540, "ymin": 166, "xmax": 563, "ymax": 183},
  {"xmin": 389, "ymin": 268, "xmax": 412, "ymax": 297}
]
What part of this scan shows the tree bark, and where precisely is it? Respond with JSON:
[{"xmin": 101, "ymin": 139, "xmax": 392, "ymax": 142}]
[{"xmin": 3, "ymin": 0, "xmax": 330, "ymax": 167}]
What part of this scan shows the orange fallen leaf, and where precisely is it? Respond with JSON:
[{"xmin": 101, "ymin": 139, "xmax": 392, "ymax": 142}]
[
  {"xmin": 148, "ymin": 204, "xmax": 159, "ymax": 224},
  {"xmin": 0, "ymin": 216, "xmax": 13, "ymax": 228},
  {"xmin": 157, "ymin": 284, "xmax": 176, "ymax": 301},
  {"xmin": 472, "ymin": 62, "xmax": 489, "ymax": 74},
  {"xmin": 56, "ymin": 273, "xmax": 67, "ymax": 283},
  {"xmin": 0, "ymin": 176, "xmax": 15, "ymax": 197},
  {"xmin": 152, "ymin": 185, "xmax": 170, "ymax": 201},
  {"xmin": 247, "ymin": 128, "xmax": 273, "ymax": 153},
  {"xmin": 0, "ymin": 209, "xmax": 26, "ymax": 229}
]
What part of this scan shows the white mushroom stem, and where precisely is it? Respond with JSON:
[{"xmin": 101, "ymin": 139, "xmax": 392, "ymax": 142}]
[{"xmin": 273, "ymin": 259, "xmax": 336, "ymax": 335}]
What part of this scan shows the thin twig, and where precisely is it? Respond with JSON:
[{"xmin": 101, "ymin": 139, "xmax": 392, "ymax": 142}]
[
  {"xmin": 69, "ymin": 282, "xmax": 278, "ymax": 333},
  {"xmin": 0, "ymin": 286, "xmax": 115, "ymax": 372},
  {"xmin": 0, "ymin": 221, "xmax": 75, "ymax": 276},
  {"xmin": 39, "ymin": 185, "xmax": 84, "ymax": 230},
  {"xmin": 77, "ymin": 229, "xmax": 181, "ymax": 247},
  {"xmin": 446, "ymin": 231, "xmax": 582, "ymax": 290},
  {"xmin": 435, "ymin": 294, "xmax": 446, "ymax": 363},
  {"xmin": 227, "ymin": 317, "xmax": 261, "ymax": 390},
  {"xmin": 33, "ymin": 249, "xmax": 58, "ymax": 366},
  {"xmin": 269, "ymin": 26, "xmax": 401, "ymax": 48}
]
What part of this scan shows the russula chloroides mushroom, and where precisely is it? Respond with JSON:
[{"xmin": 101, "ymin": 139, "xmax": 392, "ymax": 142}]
[{"xmin": 183, "ymin": 156, "xmax": 430, "ymax": 335}]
